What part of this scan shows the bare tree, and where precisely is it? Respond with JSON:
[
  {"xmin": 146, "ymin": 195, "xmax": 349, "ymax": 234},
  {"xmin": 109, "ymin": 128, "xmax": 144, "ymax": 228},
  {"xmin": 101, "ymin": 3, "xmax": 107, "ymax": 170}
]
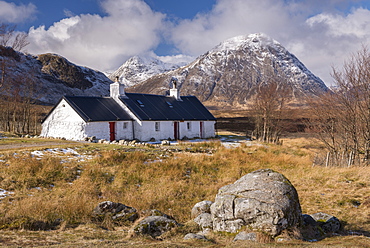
[
  {"xmin": 0, "ymin": 23, "xmax": 29, "ymax": 88},
  {"xmin": 0, "ymin": 23, "xmax": 29, "ymax": 51},
  {"xmin": 250, "ymin": 60, "xmax": 292, "ymax": 143},
  {"xmin": 309, "ymin": 46, "xmax": 370, "ymax": 166},
  {"xmin": 0, "ymin": 23, "xmax": 42, "ymax": 134}
]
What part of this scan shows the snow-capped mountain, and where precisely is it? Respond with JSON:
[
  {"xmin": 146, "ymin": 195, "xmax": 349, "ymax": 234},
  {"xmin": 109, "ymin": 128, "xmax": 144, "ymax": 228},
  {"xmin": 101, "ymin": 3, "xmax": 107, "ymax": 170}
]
[
  {"xmin": 109, "ymin": 56, "xmax": 182, "ymax": 87},
  {"xmin": 130, "ymin": 33, "xmax": 329, "ymax": 108},
  {"xmin": 1, "ymin": 33, "xmax": 329, "ymax": 109},
  {"xmin": 0, "ymin": 46, "xmax": 112, "ymax": 104}
]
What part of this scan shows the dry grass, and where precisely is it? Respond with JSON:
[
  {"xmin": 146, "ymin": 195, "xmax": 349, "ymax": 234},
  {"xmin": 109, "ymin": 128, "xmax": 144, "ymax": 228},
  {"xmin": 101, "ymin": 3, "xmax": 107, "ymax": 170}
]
[{"xmin": 0, "ymin": 135, "xmax": 369, "ymax": 247}]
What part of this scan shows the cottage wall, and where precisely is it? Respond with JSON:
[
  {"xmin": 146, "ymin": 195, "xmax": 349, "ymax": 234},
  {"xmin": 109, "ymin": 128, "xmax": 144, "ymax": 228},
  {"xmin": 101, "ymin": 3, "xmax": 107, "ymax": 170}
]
[
  {"xmin": 84, "ymin": 121, "xmax": 133, "ymax": 141},
  {"xmin": 133, "ymin": 121, "xmax": 173, "ymax": 141},
  {"xmin": 41, "ymin": 99, "xmax": 87, "ymax": 140},
  {"xmin": 202, "ymin": 120, "xmax": 217, "ymax": 138},
  {"xmin": 133, "ymin": 120, "xmax": 215, "ymax": 141}
]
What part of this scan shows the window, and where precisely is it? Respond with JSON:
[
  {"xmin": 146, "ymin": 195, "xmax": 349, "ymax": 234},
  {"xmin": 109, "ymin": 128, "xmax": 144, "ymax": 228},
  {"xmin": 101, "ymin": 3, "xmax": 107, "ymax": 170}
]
[
  {"xmin": 123, "ymin": 122, "xmax": 128, "ymax": 129},
  {"xmin": 136, "ymin": 100, "xmax": 144, "ymax": 107},
  {"xmin": 166, "ymin": 101, "xmax": 173, "ymax": 108},
  {"xmin": 187, "ymin": 122, "xmax": 191, "ymax": 130},
  {"xmin": 155, "ymin": 122, "xmax": 160, "ymax": 131}
]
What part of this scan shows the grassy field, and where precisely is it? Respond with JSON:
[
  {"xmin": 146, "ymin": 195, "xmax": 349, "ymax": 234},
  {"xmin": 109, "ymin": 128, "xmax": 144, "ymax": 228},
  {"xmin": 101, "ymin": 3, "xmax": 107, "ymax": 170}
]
[{"xmin": 0, "ymin": 132, "xmax": 369, "ymax": 247}]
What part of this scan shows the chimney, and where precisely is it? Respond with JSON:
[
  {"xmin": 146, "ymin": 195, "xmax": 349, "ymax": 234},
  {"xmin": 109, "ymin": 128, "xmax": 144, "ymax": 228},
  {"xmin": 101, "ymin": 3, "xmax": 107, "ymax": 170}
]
[
  {"xmin": 110, "ymin": 76, "xmax": 127, "ymax": 99},
  {"xmin": 169, "ymin": 77, "xmax": 181, "ymax": 100}
]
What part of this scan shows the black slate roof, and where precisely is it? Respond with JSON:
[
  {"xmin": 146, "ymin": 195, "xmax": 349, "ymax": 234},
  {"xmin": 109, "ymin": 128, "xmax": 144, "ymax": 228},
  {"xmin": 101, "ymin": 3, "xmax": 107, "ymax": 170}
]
[
  {"xmin": 63, "ymin": 96, "xmax": 132, "ymax": 122},
  {"xmin": 120, "ymin": 93, "xmax": 216, "ymax": 121},
  {"xmin": 43, "ymin": 93, "xmax": 215, "ymax": 123}
]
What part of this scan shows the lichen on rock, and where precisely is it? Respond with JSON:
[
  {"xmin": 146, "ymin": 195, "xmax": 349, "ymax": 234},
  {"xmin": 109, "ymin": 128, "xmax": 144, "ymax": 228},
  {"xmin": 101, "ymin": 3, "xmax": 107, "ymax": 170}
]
[{"xmin": 211, "ymin": 169, "xmax": 302, "ymax": 237}]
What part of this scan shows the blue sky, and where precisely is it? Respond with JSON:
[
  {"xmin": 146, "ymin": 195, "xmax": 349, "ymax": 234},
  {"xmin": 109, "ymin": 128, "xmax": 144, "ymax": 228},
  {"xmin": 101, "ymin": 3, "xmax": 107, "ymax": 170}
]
[{"xmin": 1, "ymin": 0, "xmax": 370, "ymax": 85}]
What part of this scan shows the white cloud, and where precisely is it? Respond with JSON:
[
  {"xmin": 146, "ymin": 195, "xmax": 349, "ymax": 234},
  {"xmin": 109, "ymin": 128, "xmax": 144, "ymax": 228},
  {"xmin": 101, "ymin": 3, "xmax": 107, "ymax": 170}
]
[
  {"xmin": 306, "ymin": 8, "xmax": 370, "ymax": 38},
  {"xmin": 157, "ymin": 54, "xmax": 194, "ymax": 66},
  {"xmin": 28, "ymin": 0, "xmax": 166, "ymax": 72},
  {"xmin": 0, "ymin": 1, "xmax": 37, "ymax": 23},
  {"xmin": 287, "ymin": 7, "xmax": 370, "ymax": 84},
  {"xmin": 171, "ymin": 0, "xmax": 297, "ymax": 56}
]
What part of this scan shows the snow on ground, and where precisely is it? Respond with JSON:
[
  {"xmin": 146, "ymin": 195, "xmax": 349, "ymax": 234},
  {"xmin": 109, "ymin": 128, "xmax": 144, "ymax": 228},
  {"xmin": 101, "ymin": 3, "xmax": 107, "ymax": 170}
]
[
  {"xmin": 0, "ymin": 188, "xmax": 14, "ymax": 199},
  {"xmin": 30, "ymin": 148, "xmax": 93, "ymax": 161},
  {"xmin": 147, "ymin": 134, "xmax": 259, "ymax": 148}
]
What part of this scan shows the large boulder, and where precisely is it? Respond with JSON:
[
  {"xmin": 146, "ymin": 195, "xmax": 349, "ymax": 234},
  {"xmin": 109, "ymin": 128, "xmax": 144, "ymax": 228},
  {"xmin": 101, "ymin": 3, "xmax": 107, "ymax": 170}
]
[{"xmin": 211, "ymin": 169, "xmax": 302, "ymax": 237}]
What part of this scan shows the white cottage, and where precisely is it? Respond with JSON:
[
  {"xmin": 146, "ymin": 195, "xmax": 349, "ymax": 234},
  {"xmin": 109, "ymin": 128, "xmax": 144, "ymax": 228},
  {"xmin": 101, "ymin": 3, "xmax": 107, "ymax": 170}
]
[{"xmin": 41, "ymin": 82, "xmax": 216, "ymax": 141}]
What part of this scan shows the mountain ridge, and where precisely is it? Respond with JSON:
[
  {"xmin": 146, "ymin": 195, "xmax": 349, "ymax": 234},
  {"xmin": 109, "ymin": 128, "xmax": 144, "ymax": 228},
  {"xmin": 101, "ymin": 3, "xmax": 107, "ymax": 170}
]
[
  {"xmin": 0, "ymin": 46, "xmax": 112, "ymax": 105},
  {"xmin": 128, "ymin": 33, "xmax": 329, "ymax": 109}
]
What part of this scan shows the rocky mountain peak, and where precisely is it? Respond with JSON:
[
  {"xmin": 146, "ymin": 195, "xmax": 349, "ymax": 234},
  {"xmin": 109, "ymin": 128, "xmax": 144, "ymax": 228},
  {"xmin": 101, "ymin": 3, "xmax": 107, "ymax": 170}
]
[
  {"xmin": 212, "ymin": 33, "xmax": 279, "ymax": 52},
  {"xmin": 109, "ymin": 55, "xmax": 181, "ymax": 87},
  {"xmin": 129, "ymin": 33, "xmax": 329, "ymax": 109}
]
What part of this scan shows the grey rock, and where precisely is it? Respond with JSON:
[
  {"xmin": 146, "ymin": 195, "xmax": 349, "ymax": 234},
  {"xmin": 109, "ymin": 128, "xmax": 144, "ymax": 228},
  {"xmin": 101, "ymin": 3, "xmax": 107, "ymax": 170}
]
[
  {"xmin": 310, "ymin": 212, "xmax": 341, "ymax": 233},
  {"xmin": 233, "ymin": 231, "xmax": 257, "ymax": 242},
  {"xmin": 184, "ymin": 233, "xmax": 208, "ymax": 240},
  {"xmin": 300, "ymin": 214, "xmax": 323, "ymax": 241},
  {"xmin": 302, "ymin": 214, "xmax": 317, "ymax": 226},
  {"xmin": 191, "ymin": 200, "xmax": 213, "ymax": 218},
  {"xmin": 194, "ymin": 213, "xmax": 213, "ymax": 231},
  {"xmin": 134, "ymin": 215, "xmax": 180, "ymax": 237},
  {"xmin": 211, "ymin": 169, "xmax": 302, "ymax": 237},
  {"xmin": 93, "ymin": 201, "xmax": 138, "ymax": 222}
]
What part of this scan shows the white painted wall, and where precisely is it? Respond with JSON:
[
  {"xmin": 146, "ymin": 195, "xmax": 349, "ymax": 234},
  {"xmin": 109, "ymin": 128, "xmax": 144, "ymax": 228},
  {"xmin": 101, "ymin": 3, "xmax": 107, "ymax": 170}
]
[
  {"xmin": 202, "ymin": 121, "xmax": 216, "ymax": 138},
  {"xmin": 84, "ymin": 121, "xmax": 133, "ymax": 141},
  {"xmin": 133, "ymin": 121, "xmax": 173, "ymax": 141},
  {"xmin": 41, "ymin": 99, "xmax": 87, "ymax": 140},
  {"xmin": 133, "ymin": 120, "xmax": 216, "ymax": 141}
]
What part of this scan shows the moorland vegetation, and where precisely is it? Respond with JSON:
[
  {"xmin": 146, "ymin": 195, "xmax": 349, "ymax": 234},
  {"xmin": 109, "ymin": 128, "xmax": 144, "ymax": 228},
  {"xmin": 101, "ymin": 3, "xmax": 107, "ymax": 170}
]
[{"xmin": 0, "ymin": 134, "xmax": 369, "ymax": 247}]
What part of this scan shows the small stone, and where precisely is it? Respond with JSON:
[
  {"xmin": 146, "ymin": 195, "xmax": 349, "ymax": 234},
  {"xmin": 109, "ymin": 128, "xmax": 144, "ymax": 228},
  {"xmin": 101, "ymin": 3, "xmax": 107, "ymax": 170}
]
[
  {"xmin": 310, "ymin": 212, "xmax": 341, "ymax": 233},
  {"xmin": 92, "ymin": 201, "xmax": 138, "ymax": 222},
  {"xmin": 184, "ymin": 233, "xmax": 207, "ymax": 240},
  {"xmin": 134, "ymin": 215, "xmax": 180, "ymax": 237},
  {"xmin": 233, "ymin": 231, "xmax": 257, "ymax": 242}
]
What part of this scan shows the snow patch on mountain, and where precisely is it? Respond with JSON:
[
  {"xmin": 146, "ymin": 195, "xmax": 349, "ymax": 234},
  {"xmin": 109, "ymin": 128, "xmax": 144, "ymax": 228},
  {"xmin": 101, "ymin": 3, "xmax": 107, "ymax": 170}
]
[
  {"xmin": 109, "ymin": 55, "xmax": 190, "ymax": 87},
  {"xmin": 131, "ymin": 33, "xmax": 329, "ymax": 107}
]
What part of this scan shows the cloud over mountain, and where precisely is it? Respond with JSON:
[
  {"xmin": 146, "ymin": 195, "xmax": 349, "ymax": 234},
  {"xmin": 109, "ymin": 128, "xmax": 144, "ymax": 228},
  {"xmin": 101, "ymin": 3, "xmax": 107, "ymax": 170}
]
[
  {"xmin": 28, "ymin": 0, "xmax": 167, "ymax": 72},
  {"xmin": 0, "ymin": 1, "xmax": 36, "ymax": 23}
]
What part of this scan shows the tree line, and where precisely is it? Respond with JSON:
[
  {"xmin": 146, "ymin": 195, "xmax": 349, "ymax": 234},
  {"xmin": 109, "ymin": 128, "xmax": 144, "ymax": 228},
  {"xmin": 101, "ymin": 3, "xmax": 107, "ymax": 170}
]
[
  {"xmin": 309, "ymin": 46, "xmax": 370, "ymax": 166},
  {"xmin": 0, "ymin": 23, "xmax": 44, "ymax": 135}
]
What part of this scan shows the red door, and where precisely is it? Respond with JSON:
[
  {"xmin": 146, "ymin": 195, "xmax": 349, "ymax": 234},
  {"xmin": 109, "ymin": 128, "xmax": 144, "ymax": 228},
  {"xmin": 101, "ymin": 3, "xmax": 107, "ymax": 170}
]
[
  {"xmin": 174, "ymin": 122, "xmax": 179, "ymax": 140},
  {"xmin": 109, "ymin": 122, "xmax": 116, "ymax": 141}
]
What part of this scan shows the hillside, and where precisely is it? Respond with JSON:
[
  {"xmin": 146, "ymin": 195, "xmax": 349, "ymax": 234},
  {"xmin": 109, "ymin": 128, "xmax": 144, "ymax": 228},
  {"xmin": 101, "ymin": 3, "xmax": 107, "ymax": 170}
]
[
  {"xmin": 129, "ymin": 33, "xmax": 329, "ymax": 109},
  {"xmin": 0, "ymin": 45, "xmax": 112, "ymax": 105}
]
